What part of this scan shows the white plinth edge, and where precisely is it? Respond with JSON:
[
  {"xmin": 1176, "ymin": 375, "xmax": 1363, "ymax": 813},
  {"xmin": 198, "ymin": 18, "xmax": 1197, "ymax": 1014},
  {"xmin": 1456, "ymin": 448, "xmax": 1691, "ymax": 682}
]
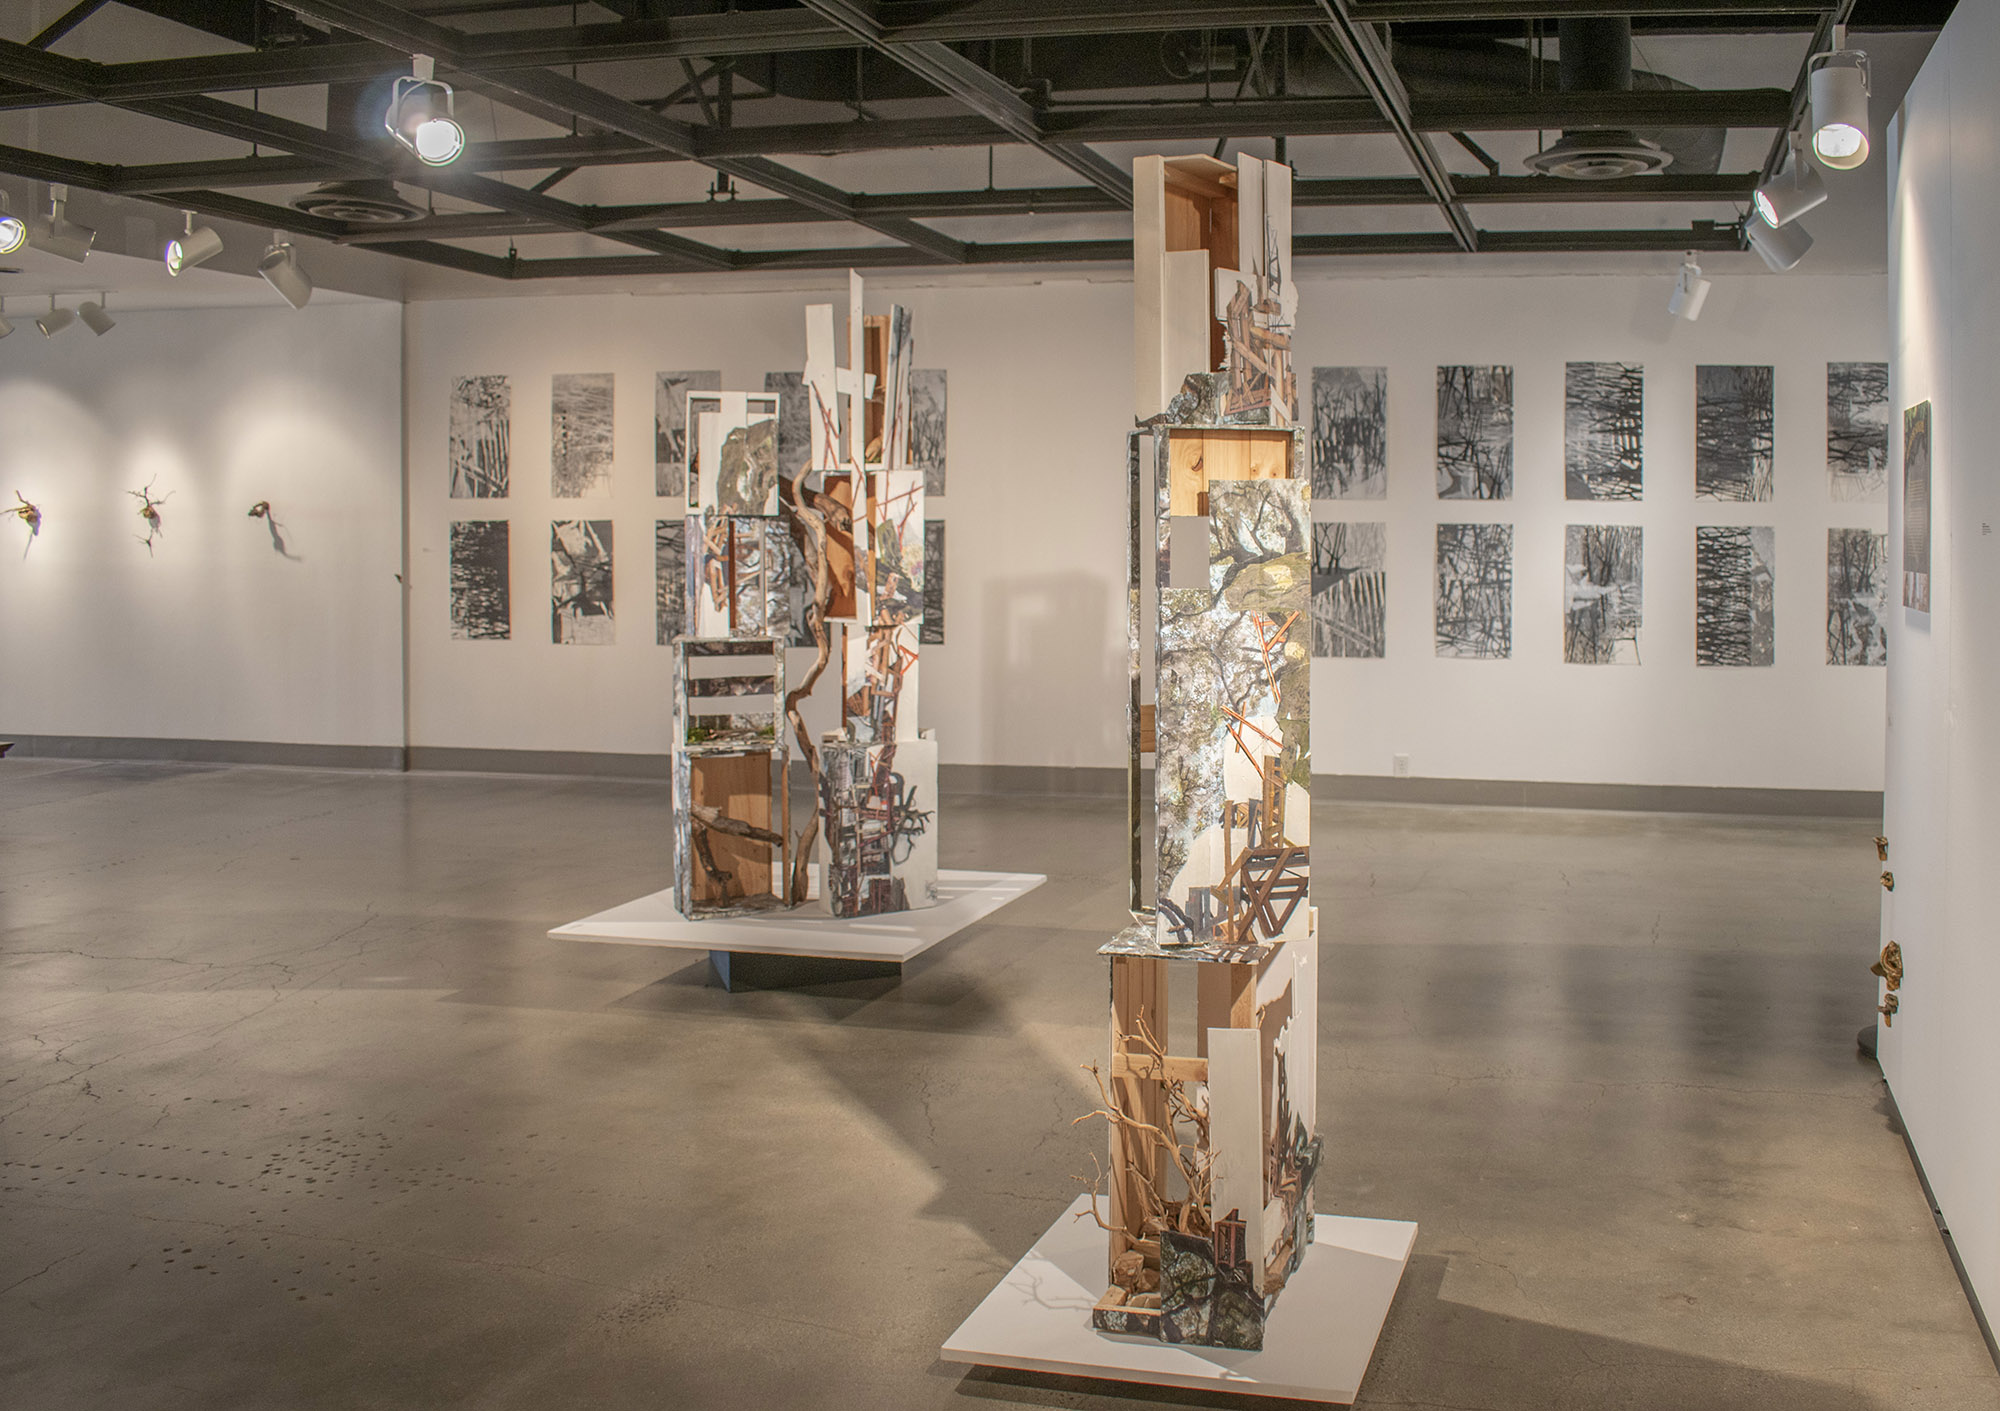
[
  {"xmin": 941, "ymin": 1194, "xmax": 1414, "ymax": 1405},
  {"xmin": 547, "ymin": 869, "xmax": 1047, "ymax": 964}
]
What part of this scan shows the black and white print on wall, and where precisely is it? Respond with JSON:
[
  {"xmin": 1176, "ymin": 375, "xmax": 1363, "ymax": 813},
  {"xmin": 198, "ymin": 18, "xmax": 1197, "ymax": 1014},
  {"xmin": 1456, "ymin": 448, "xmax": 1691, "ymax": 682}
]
[
  {"xmin": 1434, "ymin": 522, "xmax": 1512, "ymax": 657},
  {"xmin": 780, "ymin": 528, "xmax": 813, "ymax": 648},
  {"xmin": 1827, "ymin": 527, "xmax": 1888, "ymax": 666},
  {"xmin": 656, "ymin": 371, "xmax": 721, "ymax": 497},
  {"xmin": 552, "ymin": 519, "xmax": 614, "ymax": 644},
  {"xmin": 921, "ymin": 519, "xmax": 946, "ymax": 644},
  {"xmin": 1436, "ymin": 366, "xmax": 1513, "ymax": 500},
  {"xmin": 448, "ymin": 375, "xmax": 509, "ymax": 498},
  {"xmin": 1903, "ymin": 400, "xmax": 1932, "ymax": 612},
  {"xmin": 1694, "ymin": 365, "xmax": 1775, "ymax": 502},
  {"xmin": 1827, "ymin": 362, "xmax": 1890, "ymax": 502},
  {"xmin": 1310, "ymin": 366, "xmax": 1388, "ymax": 500},
  {"xmin": 763, "ymin": 371, "xmax": 810, "ymax": 481},
  {"xmin": 655, "ymin": 519, "xmax": 685, "ymax": 646},
  {"xmin": 910, "ymin": 369, "xmax": 948, "ymax": 497},
  {"xmin": 1563, "ymin": 524, "xmax": 1642, "ymax": 664},
  {"xmin": 1564, "ymin": 362, "xmax": 1644, "ymax": 501},
  {"xmin": 1694, "ymin": 525, "xmax": 1775, "ymax": 666},
  {"xmin": 449, "ymin": 520, "xmax": 510, "ymax": 640},
  {"xmin": 552, "ymin": 373, "xmax": 615, "ymax": 498},
  {"xmin": 1310, "ymin": 521, "xmax": 1387, "ymax": 658}
]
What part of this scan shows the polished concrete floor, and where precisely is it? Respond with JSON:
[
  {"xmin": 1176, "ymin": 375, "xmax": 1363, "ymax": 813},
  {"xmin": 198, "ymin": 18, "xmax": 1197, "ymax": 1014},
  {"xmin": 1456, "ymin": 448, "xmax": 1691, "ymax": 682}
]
[{"xmin": 2, "ymin": 758, "xmax": 1994, "ymax": 1411}]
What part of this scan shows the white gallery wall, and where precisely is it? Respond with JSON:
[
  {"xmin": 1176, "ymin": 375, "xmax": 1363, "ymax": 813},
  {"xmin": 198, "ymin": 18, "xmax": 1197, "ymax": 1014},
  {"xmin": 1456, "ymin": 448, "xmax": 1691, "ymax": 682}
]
[
  {"xmin": 0, "ymin": 301, "xmax": 405, "ymax": 753},
  {"xmin": 405, "ymin": 269, "xmax": 1886, "ymax": 790},
  {"xmin": 1882, "ymin": 0, "xmax": 2000, "ymax": 1329}
]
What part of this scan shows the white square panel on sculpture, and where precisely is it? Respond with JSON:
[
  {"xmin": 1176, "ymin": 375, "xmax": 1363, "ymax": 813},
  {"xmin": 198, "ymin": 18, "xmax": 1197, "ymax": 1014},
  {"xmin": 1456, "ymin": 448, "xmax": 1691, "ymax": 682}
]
[
  {"xmin": 941, "ymin": 1195, "xmax": 1414, "ymax": 1405},
  {"xmin": 548, "ymin": 869, "xmax": 1045, "ymax": 964}
]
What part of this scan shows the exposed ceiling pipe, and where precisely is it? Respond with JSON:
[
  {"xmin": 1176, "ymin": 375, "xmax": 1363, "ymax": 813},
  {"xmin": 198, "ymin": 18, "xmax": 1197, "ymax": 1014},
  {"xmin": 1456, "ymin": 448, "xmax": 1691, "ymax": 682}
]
[{"xmin": 1523, "ymin": 18, "xmax": 1673, "ymax": 180}]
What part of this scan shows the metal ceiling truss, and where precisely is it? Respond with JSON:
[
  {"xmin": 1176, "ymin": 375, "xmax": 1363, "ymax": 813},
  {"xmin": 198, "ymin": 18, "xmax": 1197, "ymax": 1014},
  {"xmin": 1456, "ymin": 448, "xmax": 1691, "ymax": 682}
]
[{"xmin": 0, "ymin": 0, "xmax": 1887, "ymax": 281}]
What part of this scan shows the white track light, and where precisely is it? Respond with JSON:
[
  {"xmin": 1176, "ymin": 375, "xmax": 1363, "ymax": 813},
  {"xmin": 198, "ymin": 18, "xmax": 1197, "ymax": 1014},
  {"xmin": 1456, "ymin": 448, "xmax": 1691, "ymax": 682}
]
[
  {"xmin": 1747, "ymin": 216, "xmax": 1814, "ymax": 272},
  {"xmin": 165, "ymin": 210, "xmax": 223, "ymax": 275},
  {"xmin": 1754, "ymin": 134, "xmax": 1829, "ymax": 228},
  {"xmin": 1809, "ymin": 38, "xmax": 1871, "ymax": 171},
  {"xmin": 386, "ymin": 56, "xmax": 465, "ymax": 166},
  {"xmin": 33, "ymin": 184, "xmax": 95, "ymax": 262},
  {"xmin": 36, "ymin": 297, "xmax": 74, "ymax": 337},
  {"xmin": 78, "ymin": 296, "xmax": 114, "ymax": 336},
  {"xmin": 1668, "ymin": 255, "xmax": 1711, "ymax": 321},
  {"xmin": 258, "ymin": 237, "xmax": 313, "ymax": 309},
  {"xmin": 0, "ymin": 193, "xmax": 25, "ymax": 256}
]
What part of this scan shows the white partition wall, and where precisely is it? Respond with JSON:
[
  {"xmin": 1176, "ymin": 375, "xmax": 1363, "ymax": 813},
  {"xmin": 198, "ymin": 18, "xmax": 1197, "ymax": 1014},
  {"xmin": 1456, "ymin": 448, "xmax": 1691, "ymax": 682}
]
[
  {"xmin": 0, "ymin": 302, "xmax": 405, "ymax": 759},
  {"xmin": 1882, "ymin": 0, "xmax": 2000, "ymax": 1334}
]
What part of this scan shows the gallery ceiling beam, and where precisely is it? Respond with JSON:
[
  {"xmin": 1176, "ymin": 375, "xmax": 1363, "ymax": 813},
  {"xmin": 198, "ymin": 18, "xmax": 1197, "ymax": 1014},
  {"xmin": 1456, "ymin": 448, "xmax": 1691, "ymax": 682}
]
[
  {"xmin": 792, "ymin": 0, "xmax": 1133, "ymax": 205},
  {"xmin": 1307, "ymin": 0, "xmax": 1477, "ymax": 250},
  {"xmin": 328, "ymin": 171, "xmax": 1761, "ymax": 245},
  {"xmin": 0, "ymin": 40, "xmax": 738, "ymax": 272},
  {"xmin": 269, "ymin": 0, "xmax": 971, "ymax": 262}
]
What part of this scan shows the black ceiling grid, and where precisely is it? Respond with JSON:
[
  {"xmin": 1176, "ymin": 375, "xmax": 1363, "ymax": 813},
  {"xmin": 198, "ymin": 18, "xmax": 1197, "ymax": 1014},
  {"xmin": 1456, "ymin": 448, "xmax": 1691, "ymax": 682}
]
[{"xmin": 0, "ymin": 0, "xmax": 1947, "ymax": 281}]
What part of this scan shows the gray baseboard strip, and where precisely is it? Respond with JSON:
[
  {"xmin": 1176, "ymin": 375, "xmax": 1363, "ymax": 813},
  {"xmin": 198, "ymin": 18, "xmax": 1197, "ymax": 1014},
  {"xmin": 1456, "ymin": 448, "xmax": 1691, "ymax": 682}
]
[
  {"xmin": 0, "ymin": 733, "xmax": 404, "ymax": 771},
  {"xmin": 1320, "ymin": 773, "xmax": 1883, "ymax": 818},
  {"xmin": 0, "ymin": 737, "xmax": 1883, "ymax": 817},
  {"xmin": 406, "ymin": 746, "xmax": 671, "ymax": 779}
]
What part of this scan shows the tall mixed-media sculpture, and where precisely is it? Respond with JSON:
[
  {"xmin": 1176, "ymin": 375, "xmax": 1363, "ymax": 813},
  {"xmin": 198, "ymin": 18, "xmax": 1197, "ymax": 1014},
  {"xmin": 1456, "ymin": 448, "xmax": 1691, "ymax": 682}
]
[
  {"xmin": 670, "ymin": 273, "xmax": 939, "ymax": 920},
  {"xmin": 1082, "ymin": 153, "xmax": 1319, "ymax": 1352}
]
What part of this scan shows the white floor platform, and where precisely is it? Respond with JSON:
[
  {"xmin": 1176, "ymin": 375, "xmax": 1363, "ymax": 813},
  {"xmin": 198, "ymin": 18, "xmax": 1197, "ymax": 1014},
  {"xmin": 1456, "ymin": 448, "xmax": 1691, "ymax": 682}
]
[
  {"xmin": 548, "ymin": 869, "xmax": 1047, "ymax": 964},
  {"xmin": 942, "ymin": 1195, "xmax": 1415, "ymax": 1405}
]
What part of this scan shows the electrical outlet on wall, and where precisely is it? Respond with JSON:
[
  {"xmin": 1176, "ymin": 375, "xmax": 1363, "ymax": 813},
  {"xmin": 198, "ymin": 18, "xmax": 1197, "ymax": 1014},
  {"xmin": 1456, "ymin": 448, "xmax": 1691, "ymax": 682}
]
[{"xmin": 1393, "ymin": 753, "xmax": 1411, "ymax": 778}]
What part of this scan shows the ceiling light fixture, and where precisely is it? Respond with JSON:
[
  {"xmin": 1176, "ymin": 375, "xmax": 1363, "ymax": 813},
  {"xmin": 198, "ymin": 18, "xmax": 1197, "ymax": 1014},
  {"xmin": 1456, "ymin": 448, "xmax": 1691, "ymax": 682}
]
[
  {"xmin": 36, "ymin": 296, "xmax": 75, "ymax": 337},
  {"xmin": 258, "ymin": 235, "xmax": 313, "ymax": 310},
  {"xmin": 33, "ymin": 183, "xmax": 95, "ymax": 263},
  {"xmin": 78, "ymin": 295, "xmax": 115, "ymax": 336},
  {"xmin": 0, "ymin": 193, "xmax": 26, "ymax": 256},
  {"xmin": 165, "ymin": 210, "xmax": 223, "ymax": 275},
  {"xmin": 1746, "ymin": 215, "xmax": 1814, "ymax": 272},
  {"xmin": 1810, "ymin": 27, "xmax": 1871, "ymax": 170},
  {"xmin": 1754, "ymin": 132, "xmax": 1830, "ymax": 228},
  {"xmin": 385, "ymin": 56, "xmax": 465, "ymax": 167},
  {"xmin": 1668, "ymin": 254, "xmax": 1711, "ymax": 322}
]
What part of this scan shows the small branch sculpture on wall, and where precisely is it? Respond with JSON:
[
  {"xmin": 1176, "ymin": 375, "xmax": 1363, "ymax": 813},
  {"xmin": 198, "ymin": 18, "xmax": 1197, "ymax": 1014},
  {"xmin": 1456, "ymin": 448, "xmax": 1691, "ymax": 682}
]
[
  {"xmin": 129, "ymin": 479, "xmax": 170, "ymax": 553},
  {"xmin": 8, "ymin": 491, "xmax": 40, "ymax": 553},
  {"xmin": 248, "ymin": 500, "xmax": 301, "ymax": 560}
]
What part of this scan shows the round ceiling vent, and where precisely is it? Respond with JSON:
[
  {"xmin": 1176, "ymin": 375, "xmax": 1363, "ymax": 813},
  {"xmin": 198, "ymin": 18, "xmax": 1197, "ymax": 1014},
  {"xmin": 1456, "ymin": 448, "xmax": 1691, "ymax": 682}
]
[
  {"xmin": 291, "ymin": 179, "xmax": 426, "ymax": 224},
  {"xmin": 1524, "ymin": 131, "xmax": 1673, "ymax": 180}
]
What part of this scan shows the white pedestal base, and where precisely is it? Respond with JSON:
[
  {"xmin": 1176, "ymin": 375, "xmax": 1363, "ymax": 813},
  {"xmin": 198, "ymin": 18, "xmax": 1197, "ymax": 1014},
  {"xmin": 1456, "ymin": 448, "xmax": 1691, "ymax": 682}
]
[
  {"xmin": 547, "ymin": 869, "xmax": 1046, "ymax": 964},
  {"xmin": 942, "ymin": 1195, "xmax": 1415, "ymax": 1405}
]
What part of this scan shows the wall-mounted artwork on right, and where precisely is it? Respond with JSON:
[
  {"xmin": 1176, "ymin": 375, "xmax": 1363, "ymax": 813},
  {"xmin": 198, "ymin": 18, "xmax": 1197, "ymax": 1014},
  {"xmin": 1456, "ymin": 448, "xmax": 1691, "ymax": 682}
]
[
  {"xmin": 910, "ymin": 369, "xmax": 948, "ymax": 497},
  {"xmin": 1310, "ymin": 520, "xmax": 1386, "ymax": 658},
  {"xmin": 448, "ymin": 519, "xmax": 510, "ymax": 640},
  {"xmin": 654, "ymin": 370, "xmax": 720, "ymax": 497},
  {"xmin": 1563, "ymin": 524, "xmax": 1642, "ymax": 664},
  {"xmin": 1694, "ymin": 525, "xmax": 1775, "ymax": 666},
  {"xmin": 448, "ymin": 374, "xmax": 510, "ymax": 499},
  {"xmin": 1903, "ymin": 400, "xmax": 1932, "ymax": 612},
  {"xmin": 1436, "ymin": 366, "xmax": 1513, "ymax": 500},
  {"xmin": 655, "ymin": 519, "xmax": 685, "ymax": 646},
  {"xmin": 1564, "ymin": 362, "xmax": 1643, "ymax": 501},
  {"xmin": 1310, "ymin": 366, "xmax": 1387, "ymax": 500},
  {"xmin": 1827, "ymin": 362, "xmax": 1890, "ymax": 502},
  {"xmin": 552, "ymin": 373, "xmax": 615, "ymax": 499},
  {"xmin": 1695, "ymin": 365, "xmax": 1775, "ymax": 502},
  {"xmin": 1435, "ymin": 522, "xmax": 1512, "ymax": 657},
  {"xmin": 552, "ymin": 519, "xmax": 615, "ymax": 644},
  {"xmin": 921, "ymin": 519, "xmax": 946, "ymax": 645},
  {"xmin": 1827, "ymin": 527, "xmax": 1888, "ymax": 666}
]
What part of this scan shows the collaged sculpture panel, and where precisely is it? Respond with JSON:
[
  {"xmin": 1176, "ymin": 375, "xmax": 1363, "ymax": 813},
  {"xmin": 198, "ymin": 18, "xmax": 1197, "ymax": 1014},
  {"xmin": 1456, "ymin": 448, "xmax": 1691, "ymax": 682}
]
[
  {"xmin": 669, "ymin": 273, "xmax": 938, "ymax": 921},
  {"xmin": 1081, "ymin": 151, "xmax": 1317, "ymax": 1353}
]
